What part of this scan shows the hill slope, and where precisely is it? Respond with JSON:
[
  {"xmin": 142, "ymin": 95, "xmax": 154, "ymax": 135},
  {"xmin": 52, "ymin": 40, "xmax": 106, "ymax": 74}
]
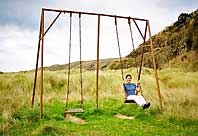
[
  {"xmin": 126, "ymin": 9, "xmax": 198, "ymax": 70},
  {"xmin": 44, "ymin": 58, "xmax": 116, "ymax": 71}
]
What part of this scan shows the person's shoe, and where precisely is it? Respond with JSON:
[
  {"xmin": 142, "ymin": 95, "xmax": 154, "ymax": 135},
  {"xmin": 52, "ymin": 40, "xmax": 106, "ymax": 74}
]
[
  {"xmin": 147, "ymin": 102, "xmax": 150, "ymax": 108},
  {"xmin": 148, "ymin": 102, "xmax": 151, "ymax": 107},
  {"xmin": 143, "ymin": 102, "xmax": 150, "ymax": 110},
  {"xmin": 143, "ymin": 104, "xmax": 147, "ymax": 109}
]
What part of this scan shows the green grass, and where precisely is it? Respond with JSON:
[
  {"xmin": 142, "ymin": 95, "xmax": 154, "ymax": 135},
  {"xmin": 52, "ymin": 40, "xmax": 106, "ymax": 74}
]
[
  {"xmin": 2, "ymin": 99, "xmax": 197, "ymax": 136},
  {"xmin": 0, "ymin": 68, "xmax": 198, "ymax": 136}
]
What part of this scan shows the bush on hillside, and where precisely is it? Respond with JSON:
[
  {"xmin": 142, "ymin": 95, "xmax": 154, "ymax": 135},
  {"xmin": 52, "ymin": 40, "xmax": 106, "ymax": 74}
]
[{"xmin": 183, "ymin": 31, "xmax": 193, "ymax": 51}]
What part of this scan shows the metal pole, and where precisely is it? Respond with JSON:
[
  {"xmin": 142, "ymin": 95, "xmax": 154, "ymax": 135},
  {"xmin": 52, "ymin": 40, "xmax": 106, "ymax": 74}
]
[
  {"xmin": 132, "ymin": 19, "xmax": 144, "ymax": 40},
  {"xmin": 32, "ymin": 11, "xmax": 42, "ymax": 107},
  {"xmin": 96, "ymin": 15, "xmax": 100, "ymax": 110},
  {"xmin": 147, "ymin": 21, "xmax": 163, "ymax": 112},
  {"xmin": 42, "ymin": 8, "xmax": 148, "ymax": 21},
  {"xmin": 43, "ymin": 12, "xmax": 62, "ymax": 38},
  {"xmin": 40, "ymin": 9, "xmax": 45, "ymax": 119}
]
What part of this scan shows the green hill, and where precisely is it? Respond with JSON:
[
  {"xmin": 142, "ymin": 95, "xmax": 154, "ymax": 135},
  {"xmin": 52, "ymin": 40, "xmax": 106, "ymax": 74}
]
[{"xmin": 44, "ymin": 58, "xmax": 115, "ymax": 71}]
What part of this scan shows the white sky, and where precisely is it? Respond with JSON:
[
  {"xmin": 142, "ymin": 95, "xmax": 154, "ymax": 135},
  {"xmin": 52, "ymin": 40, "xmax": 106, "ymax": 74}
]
[{"xmin": 0, "ymin": 0, "xmax": 197, "ymax": 72}]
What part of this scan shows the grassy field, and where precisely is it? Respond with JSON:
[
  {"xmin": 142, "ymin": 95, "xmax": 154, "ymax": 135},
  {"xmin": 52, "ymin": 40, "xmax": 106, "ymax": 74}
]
[{"xmin": 0, "ymin": 67, "xmax": 198, "ymax": 136}]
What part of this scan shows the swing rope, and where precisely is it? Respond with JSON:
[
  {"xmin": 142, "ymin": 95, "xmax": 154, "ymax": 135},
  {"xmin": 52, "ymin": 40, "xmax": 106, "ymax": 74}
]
[
  {"xmin": 65, "ymin": 12, "xmax": 84, "ymax": 112},
  {"xmin": 79, "ymin": 13, "xmax": 84, "ymax": 109},
  {"xmin": 114, "ymin": 17, "xmax": 144, "ymax": 103},
  {"xmin": 115, "ymin": 16, "xmax": 141, "ymax": 82},
  {"xmin": 128, "ymin": 18, "xmax": 145, "ymax": 93},
  {"xmin": 128, "ymin": 17, "xmax": 135, "ymax": 51},
  {"xmin": 115, "ymin": 16, "xmax": 124, "ymax": 81},
  {"xmin": 65, "ymin": 12, "xmax": 72, "ymax": 108},
  {"xmin": 128, "ymin": 17, "xmax": 139, "ymax": 79},
  {"xmin": 137, "ymin": 21, "xmax": 147, "ymax": 81}
]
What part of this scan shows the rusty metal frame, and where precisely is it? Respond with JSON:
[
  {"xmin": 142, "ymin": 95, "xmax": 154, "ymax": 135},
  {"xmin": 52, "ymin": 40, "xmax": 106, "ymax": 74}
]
[
  {"xmin": 32, "ymin": 8, "xmax": 163, "ymax": 119},
  {"xmin": 147, "ymin": 21, "xmax": 163, "ymax": 111},
  {"xmin": 40, "ymin": 9, "xmax": 44, "ymax": 119},
  {"xmin": 96, "ymin": 15, "xmax": 100, "ymax": 109},
  {"xmin": 31, "ymin": 11, "xmax": 42, "ymax": 107}
]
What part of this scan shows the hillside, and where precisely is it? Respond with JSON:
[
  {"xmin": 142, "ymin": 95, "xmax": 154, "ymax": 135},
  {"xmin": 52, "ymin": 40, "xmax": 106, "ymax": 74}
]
[
  {"xmin": 45, "ymin": 9, "xmax": 198, "ymax": 71},
  {"xmin": 44, "ymin": 58, "xmax": 116, "ymax": 71},
  {"xmin": 126, "ymin": 9, "xmax": 198, "ymax": 70}
]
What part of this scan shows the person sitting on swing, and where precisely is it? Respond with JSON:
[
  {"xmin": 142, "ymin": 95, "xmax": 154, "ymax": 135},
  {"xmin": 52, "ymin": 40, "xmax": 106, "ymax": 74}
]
[{"xmin": 122, "ymin": 74, "xmax": 150, "ymax": 109}]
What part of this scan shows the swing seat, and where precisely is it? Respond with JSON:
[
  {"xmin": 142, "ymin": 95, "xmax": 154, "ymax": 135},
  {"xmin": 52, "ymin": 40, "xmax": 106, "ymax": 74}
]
[
  {"xmin": 124, "ymin": 99, "xmax": 136, "ymax": 103},
  {"xmin": 64, "ymin": 108, "xmax": 85, "ymax": 115}
]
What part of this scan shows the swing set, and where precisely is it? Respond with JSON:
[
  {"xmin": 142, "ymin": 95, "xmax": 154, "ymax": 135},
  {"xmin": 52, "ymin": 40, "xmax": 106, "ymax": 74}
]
[{"xmin": 31, "ymin": 8, "xmax": 163, "ymax": 119}]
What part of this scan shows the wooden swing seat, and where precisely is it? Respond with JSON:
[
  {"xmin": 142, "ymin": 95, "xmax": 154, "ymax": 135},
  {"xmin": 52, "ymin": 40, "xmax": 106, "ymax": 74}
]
[
  {"xmin": 65, "ymin": 108, "xmax": 85, "ymax": 115},
  {"xmin": 64, "ymin": 108, "xmax": 85, "ymax": 117}
]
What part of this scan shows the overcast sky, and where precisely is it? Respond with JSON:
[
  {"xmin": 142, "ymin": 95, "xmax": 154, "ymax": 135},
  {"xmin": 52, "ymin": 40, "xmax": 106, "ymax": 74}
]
[{"xmin": 0, "ymin": 0, "xmax": 197, "ymax": 72}]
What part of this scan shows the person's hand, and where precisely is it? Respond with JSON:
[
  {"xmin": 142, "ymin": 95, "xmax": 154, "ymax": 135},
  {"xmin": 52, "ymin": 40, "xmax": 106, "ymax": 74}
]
[
  {"xmin": 137, "ymin": 80, "xmax": 141, "ymax": 86},
  {"xmin": 138, "ymin": 80, "xmax": 141, "ymax": 83}
]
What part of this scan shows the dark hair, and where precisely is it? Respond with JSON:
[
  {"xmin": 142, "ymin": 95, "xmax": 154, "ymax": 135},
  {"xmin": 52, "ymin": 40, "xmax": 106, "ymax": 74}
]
[{"xmin": 125, "ymin": 74, "xmax": 132, "ymax": 79}]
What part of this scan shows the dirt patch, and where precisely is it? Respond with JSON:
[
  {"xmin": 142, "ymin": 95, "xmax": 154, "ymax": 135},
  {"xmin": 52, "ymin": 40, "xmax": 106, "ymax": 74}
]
[
  {"xmin": 115, "ymin": 114, "xmax": 135, "ymax": 120},
  {"xmin": 64, "ymin": 114, "xmax": 87, "ymax": 124}
]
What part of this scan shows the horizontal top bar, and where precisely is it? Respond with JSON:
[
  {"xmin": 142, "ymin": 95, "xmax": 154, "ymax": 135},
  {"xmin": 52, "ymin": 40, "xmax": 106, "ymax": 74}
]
[{"xmin": 42, "ymin": 8, "xmax": 148, "ymax": 21}]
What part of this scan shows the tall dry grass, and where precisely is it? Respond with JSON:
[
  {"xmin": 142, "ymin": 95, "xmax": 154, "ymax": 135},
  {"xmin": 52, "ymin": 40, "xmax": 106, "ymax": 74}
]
[
  {"xmin": 0, "ymin": 67, "xmax": 198, "ymax": 132},
  {"xmin": 0, "ymin": 72, "xmax": 34, "ymax": 132},
  {"xmin": 159, "ymin": 69, "xmax": 198, "ymax": 119}
]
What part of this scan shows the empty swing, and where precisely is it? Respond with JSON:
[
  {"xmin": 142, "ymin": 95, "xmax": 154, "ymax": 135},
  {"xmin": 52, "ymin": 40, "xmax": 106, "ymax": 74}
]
[
  {"xmin": 65, "ymin": 13, "xmax": 85, "ymax": 116},
  {"xmin": 114, "ymin": 17, "xmax": 144, "ymax": 104}
]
